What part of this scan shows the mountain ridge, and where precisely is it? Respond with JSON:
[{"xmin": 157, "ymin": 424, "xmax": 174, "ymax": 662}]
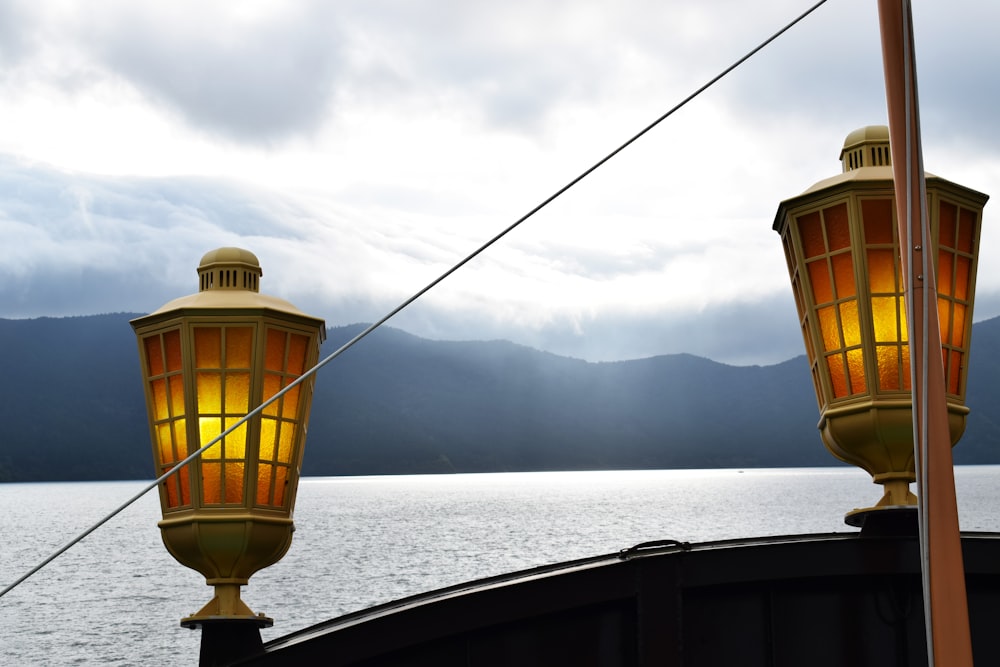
[{"xmin": 0, "ymin": 314, "xmax": 997, "ymax": 482}]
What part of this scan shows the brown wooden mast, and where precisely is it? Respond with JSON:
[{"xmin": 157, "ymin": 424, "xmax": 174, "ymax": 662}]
[{"xmin": 876, "ymin": 1, "xmax": 973, "ymax": 663}]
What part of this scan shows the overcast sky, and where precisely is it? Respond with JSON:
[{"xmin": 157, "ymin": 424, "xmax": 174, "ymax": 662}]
[{"xmin": 1, "ymin": 0, "xmax": 998, "ymax": 366}]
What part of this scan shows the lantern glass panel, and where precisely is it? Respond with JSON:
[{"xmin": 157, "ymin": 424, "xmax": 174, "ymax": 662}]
[
  {"xmin": 808, "ymin": 260, "xmax": 833, "ymax": 303},
  {"xmin": 840, "ymin": 301, "xmax": 861, "ymax": 346},
  {"xmin": 192, "ymin": 325, "xmax": 257, "ymax": 506},
  {"xmin": 142, "ymin": 330, "xmax": 190, "ymax": 509},
  {"xmin": 260, "ymin": 419, "xmax": 276, "ymax": 460},
  {"xmin": 287, "ymin": 334, "xmax": 308, "ymax": 374},
  {"xmin": 278, "ymin": 425, "xmax": 294, "ymax": 463},
  {"xmin": 827, "ymin": 354, "xmax": 849, "ymax": 398},
  {"xmin": 955, "ymin": 256, "xmax": 971, "ymax": 301},
  {"xmin": 225, "ymin": 418, "xmax": 247, "ymax": 459},
  {"xmin": 868, "ymin": 249, "xmax": 897, "ymax": 292},
  {"xmin": 952, "ymin": 302, "xmax": 967, "ymax": 347},
  {"xmin": 225, "ymin": 462, "xmax": 245, "ymax": 503},
  {"xmin": 169, "ymin": 376, "xmax": 184, "ymax": 415},
  {"xmin": 938, "ymin": 298, "xmax": 953, "ymax": 344},
  {"xmin": 151, "ymin": 378, "xmax": 169, "ymax": 421},
  {"xmin": 200, "ymin": 417, "xmax": 222, "ymax": 459},
  {"xmin": 862, "ymin": 200, "xmax": 894, "ymax": 243},
  {"xmin": 800, "ymin": 212, "xmax": 825, "ymax": 258},
  {"xmin": 281, "ymin": 384, "xmax": 300, "ymax": 419},
  {"xmin": 164, "ymin": 330, "xmax": 182, "ymax": 372},
  {"xmin": 274, "ymin": 466, "xmax": 289, "ymax": 506},
  {"xmin": 251, "ymin": 327, "xmax": 314, "ymax": 510},
  {"xmin": 225, "ymin": 327, "xmax": 253, "ymax": 368},
  {"xmin": 262, "ymin": 375, "xmax": 281, "ymax": 417},
  {"xmin": 824, "ymin": 203, "xmax": 851, "ymax": 251},
  {"xmin": 174, "ymin": 418, "xmax": 191, "ymax": 506},
  {"xmin": 178, "ymin": 464, "xmax": 191, "ymax": 505},
  {"xmin": 818, "ymin": 306, "xmax": 840, "ymax": 352},
  {"xmin": 145, "ymin": 337, "xmax": 164, "ymax": 375},
  {"xmin": 949, "ymin": 350, "xmax": 962, "ymax": 394},
  {"xmin": 940, "ymin": 202, "xmax": 957, "ymax": 248},
  {"xmin": 938, "ymin": 252, "xmax": 954, "ymax": 295},
  {"xmin": 257, "ymin": 464, "xmax": 273, "ymax": 506},
  {"xmin": 165, "ymin": 475, "xmax": 181, "ymax": 507},
  {"xmin": 872, "ymin": 297, "xmax": 900, "ymax": 342},
  {"xmin": 225, "ymin": 372, "xmax": 250, "ymax": 413},
  {"xmin": 194, "ymin": 328, "xmax": 222, "ymax": 367},
  {"xmin": 958, "ymin": 209, "xmax": 976, "ymax": 253},
  {"xmin": 157, "ymin": 423, "xmax": 174, "ymax": 463},
  {"xmin": 203, "ymin": 462, "xmax": 221, "ymax": 504},
  {"xmin": 265, "ymin": 329, "xmax": 286, "ymax": 370},
  {"xmin": 197, "ymin": 372, "xmax": 222, "ymax": 414},
  {"xmin": 877, "ymin": 345, "xmax": 901, "ymax": 390},
  {"xmin": 832, "ymin": 253, "xmax": 856, "ymax": 298},
  {"xmin": 935, "ymin": 200, "xmax": 977, "ymax": 399},
  {"xmin": 846, "ymin": 348, "xmax": 866, "ymax": 393}
]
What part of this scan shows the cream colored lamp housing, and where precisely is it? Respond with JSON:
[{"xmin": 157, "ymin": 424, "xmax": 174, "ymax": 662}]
[
  {"xmin": 773, "ymin": 126, "xmax": 987, "ymax": 523},
  {"xmin": 131, "ymin": 247, "xmax": 326, "ymax": 626}
]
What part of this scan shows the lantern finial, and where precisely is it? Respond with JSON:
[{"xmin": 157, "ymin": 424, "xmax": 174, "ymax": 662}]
[
  {"xmin": 197, "ymin": 247, "xmax": 263, "ymax": 293},
  {"xmin": 839, "ymin": 125, "xmax": 892, "ymax": 172}
]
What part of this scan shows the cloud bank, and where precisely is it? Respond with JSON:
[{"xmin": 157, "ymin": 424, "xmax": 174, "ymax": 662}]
[{"xmin": 1, "ymin": 0, "xmax": 999, "ymax": 366}]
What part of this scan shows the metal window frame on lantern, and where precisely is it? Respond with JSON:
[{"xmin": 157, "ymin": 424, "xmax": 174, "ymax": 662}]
[{"xmin": 131, "ymin": 248, "xmax": 326, "ymax": 629}]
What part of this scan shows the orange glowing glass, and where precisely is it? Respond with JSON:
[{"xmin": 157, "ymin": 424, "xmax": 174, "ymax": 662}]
[
  {"xmin": 839, "ymin": 301, "xmax": 861, "ymax": 347},
  {"xmin": 142, "ymin": 329, "xmax": 191, "ymax": 509},
  {"xmin": 832, "ymin": 253, "xmax": 856, "ymax": 298},
  {"xmin": 800, "ymin": 212, "xmax": 825, "ymax": 258},
  {"xmin": 808, "ymin": 261, "xmax": 833, "ymax": 304},
  {"xmin": 862, "ymin": 199, "xmax": 894, "ymax": 243},
  {"xmin": 818, "ymin": 306, "xmax": 840, "ymax": 352},
  {"xmin": 958, "ymin": 209, "xmax": 976, "ymax": 253},
  {"xmin": 938, "ymin": 252, "xmax": 954, "ymax": 295},
  {"xmin": 827, "ymin": 354, "xmax": 848, "ymax": 398},
  {"xmin": 824, "ymin": 203, "xmax": 851, "ymax": 251},
  {"xmin": 940, "ymin": 202, "xmax": 957, "ymax": 248},
  {"xmin": 846, "ymin": 348, "xmax": 866, "ymax": 394}
]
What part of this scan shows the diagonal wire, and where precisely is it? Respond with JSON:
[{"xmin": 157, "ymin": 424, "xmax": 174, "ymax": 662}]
[{"xmin": 0, "ymin": 0, "xmax": 830, "ymax": 601}]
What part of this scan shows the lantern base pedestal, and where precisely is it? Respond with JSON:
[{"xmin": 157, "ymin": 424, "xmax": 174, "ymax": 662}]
[
  {"xmin": 186, "ymin": 617, "xmax": 271, "ymax": 667},
  {"xmin": 845, "ymin": 505, "xmax": 918, "ymax": 536},
  {"xmin": 180, "ymin": 583, "xmax": 274, "ymax": 628}
]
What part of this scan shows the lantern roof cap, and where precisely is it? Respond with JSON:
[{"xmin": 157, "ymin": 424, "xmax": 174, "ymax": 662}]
[
  {"xmin": 799, "ymin": 164, "xmax": 897, "ymax": 195},
  {"xmin": 837, "ymin": 125, "xmax": 893, "ymax": 173},
  {"xmin": 773, "ymin": 126, "xmax": 988, "ymax": 233},
  {"xmin": 141, "ymin": 290, "xmax": 322, "ymax": 320},
  {"xmin": 132, "ymin": 247, "xmax": 326, "ymax": 332},
  {"xmin": 796, "ymin": 124, "xmax": 932, "ymax": 196},
  {"xmin": 199, "ymin": 247, "xmax": 261, "ymax": 271},
  {"xmin": 839, "ymin": 125, "xmax": 890, "ymax": 158}
]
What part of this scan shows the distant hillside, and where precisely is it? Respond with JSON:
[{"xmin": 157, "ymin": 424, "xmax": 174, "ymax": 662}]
[{"xmin": 0, "ymin": 314, "xmax": 998, "ymax": 482}]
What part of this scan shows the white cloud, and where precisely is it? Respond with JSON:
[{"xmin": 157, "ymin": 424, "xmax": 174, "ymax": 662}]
[{"xmin": 1, "ymin": 0, "xmax": 999, "ymax": 365}]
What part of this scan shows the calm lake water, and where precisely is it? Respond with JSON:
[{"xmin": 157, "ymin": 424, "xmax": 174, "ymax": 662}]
[{"xmin": 2, "ymin": 467, "xmax": 1000, "ymax": 665}]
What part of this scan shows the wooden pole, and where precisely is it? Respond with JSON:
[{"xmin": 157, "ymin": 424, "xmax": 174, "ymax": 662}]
[{"xmin": 875, "ymin": 1, "xmax": 973, "ymax": 664}]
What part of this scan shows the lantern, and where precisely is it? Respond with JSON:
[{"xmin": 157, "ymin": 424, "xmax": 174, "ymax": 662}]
[
  {"xmin": 773, "ymin": 126, "xmax": 987, "ymax": 523},
  {"xmin": 131, "ymin": 247, "xmax": 326, "ymax": 628}
]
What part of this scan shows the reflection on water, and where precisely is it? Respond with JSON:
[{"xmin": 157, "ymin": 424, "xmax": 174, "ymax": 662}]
[{"xmin": 2, "ymin": 467, "xmax": 999, "ymax": 665}]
